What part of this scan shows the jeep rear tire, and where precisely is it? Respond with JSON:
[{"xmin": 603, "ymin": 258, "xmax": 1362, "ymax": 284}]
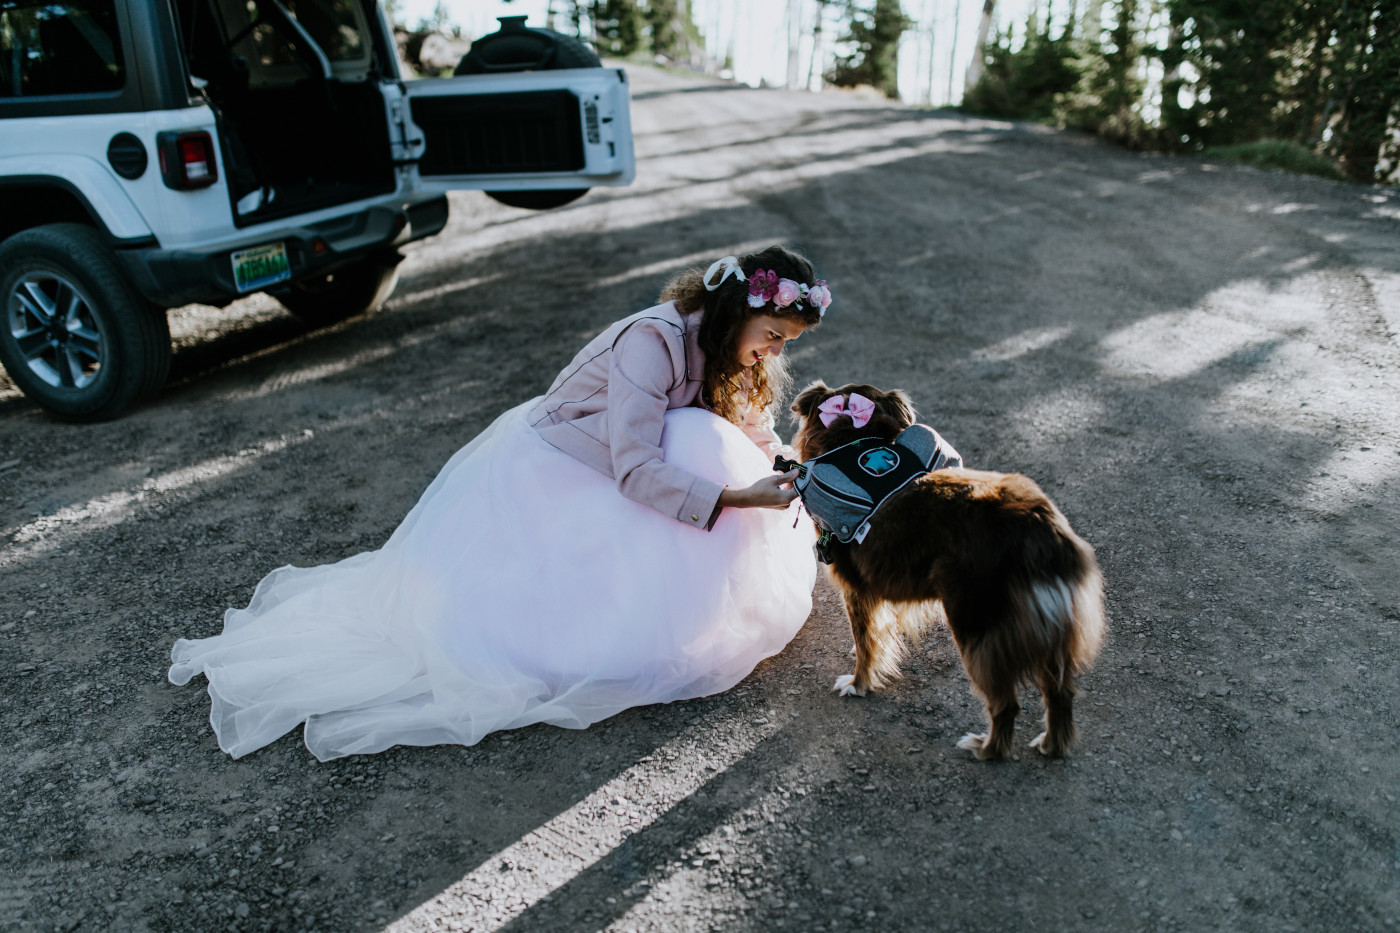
[
  {"xmin": 0, "ymin": 224, "xmax": 171, "ymax": 421},
  {"xmin": 485, "ymin": 188, "xmax": 590, "ymax": 210},
  {"xmin": 274, "ymin": 255, "xmax": 401, "ymax": 326}
]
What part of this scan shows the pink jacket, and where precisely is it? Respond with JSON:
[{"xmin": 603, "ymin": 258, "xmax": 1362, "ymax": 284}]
[{"xmin": 528, "ymin": 301, "xmax": 786, "ymax": 529}]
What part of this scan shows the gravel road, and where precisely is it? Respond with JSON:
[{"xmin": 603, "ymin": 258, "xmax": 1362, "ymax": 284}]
[{"xmin": 2, "ymin": 63, "xmax": 1398, "ymax": 933}]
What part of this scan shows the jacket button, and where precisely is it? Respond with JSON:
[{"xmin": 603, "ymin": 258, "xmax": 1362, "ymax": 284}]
[{"xmin": 690, "ymin": 514, "xmax": 699, "ymax": 522}]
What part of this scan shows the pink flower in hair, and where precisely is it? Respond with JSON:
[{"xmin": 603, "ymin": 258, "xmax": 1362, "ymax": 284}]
[
  {"xmin": 806, "ymin": 280, "xmax": 832, "ymax": 310},
  {"xmin": 774, "ymin": 278, "xmax": 801, "ymax": 307},
  {"xmin": 747, "ymin": 269, "xmax": 779, "ymax": 307}
]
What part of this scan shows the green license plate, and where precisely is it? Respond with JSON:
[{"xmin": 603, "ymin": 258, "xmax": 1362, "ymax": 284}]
[{"xmin": 231, "ymin": 241, "xmax": 292, "ymax": 293}]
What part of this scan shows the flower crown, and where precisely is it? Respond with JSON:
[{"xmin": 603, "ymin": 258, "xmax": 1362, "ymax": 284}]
[{"xmin": 702, "ymin": 255, "xmax": 833, "ymax": 317}]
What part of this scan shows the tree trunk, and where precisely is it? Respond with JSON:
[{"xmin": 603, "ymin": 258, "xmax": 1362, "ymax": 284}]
[
  {"xmin": 946, "ymin": 0, "xmax": 961, "ymax": 104},
  {"xmin": 807, "ymin": 0, "xmax": 825, "ymax": 90},
  {"xmin": 1293, "ymin": 12, "xmax": 1333, "ymax": 147},
  {"xmin": 964, "ymin": 0, "xmax": 995, "ymax": 94},
  {"xmin": 924, "ymin": 0, "xmax": 937, "ymax": 104},
  {"xmin": 787, "ymin": 0, "xmax": 803, "ymax": 88},
  {"xmin": 1304, "ymin": 0, "xmax": 1350, "ymax": 150},
  {"xmin": 1159, "ymin": 2, "xmax": 1185, "ymax": 147}
]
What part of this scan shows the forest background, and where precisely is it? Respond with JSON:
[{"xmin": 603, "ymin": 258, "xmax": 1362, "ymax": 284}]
[{"xmin": 395, "ymin": 1, "xmax": 1398, "ymax": 184}]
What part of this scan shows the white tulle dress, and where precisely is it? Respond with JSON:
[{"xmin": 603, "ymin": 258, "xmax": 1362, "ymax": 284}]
[{"xmin": 169, "ymin": 401, "xmax": 816, "ymax": 761}]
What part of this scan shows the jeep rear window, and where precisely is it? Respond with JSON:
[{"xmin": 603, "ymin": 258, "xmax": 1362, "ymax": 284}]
[
  {"xmin": 0, "ymin": 0, "xmax": 125, "ymax": 98},
  {"xmin": 276, "ymin": 0, "xmax": 363, "ymax": 62},
  {"xmin": 230, "ymin": 0, "xmax": 365, "ymax": 68}
]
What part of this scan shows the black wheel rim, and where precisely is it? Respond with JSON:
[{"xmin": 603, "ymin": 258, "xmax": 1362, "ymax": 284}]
[{"xmin": 6, "ymin": 270, "xmax": 107, "ymax": 390}]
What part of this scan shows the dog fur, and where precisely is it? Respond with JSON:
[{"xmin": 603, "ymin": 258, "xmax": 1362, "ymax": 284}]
[{"xmin": 791, "ymin": 381, "xmax": 1106, "ymax": 760}]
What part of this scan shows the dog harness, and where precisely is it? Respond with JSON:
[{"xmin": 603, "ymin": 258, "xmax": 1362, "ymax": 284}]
[{"xmin": 782, "ymin": 424, "xmax": 962, "ymax": 559}]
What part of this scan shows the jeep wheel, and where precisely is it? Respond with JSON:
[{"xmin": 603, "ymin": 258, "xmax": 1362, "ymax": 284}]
[
  {"xmin": 274, "ymin": 255, "xmax": 401, "ymax": 326},
  {"xmin": 486, "ymin": 189, "xmax": 590, "ymax": 210},
  {"xmin": 0, "ymin": 224, "xmax": 171, "ymax": 421}
]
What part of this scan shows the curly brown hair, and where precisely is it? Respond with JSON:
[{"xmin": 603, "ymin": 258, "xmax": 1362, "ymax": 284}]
[{"xmin": 658, "ymin": 245, "xmax": 824, "ymax": 425}]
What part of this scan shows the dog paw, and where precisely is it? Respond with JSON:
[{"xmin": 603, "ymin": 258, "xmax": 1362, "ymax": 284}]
[
  {"xmin": 1029, "ymin": 731, "xmax": 1066, "ymax": 757},
  {"xmin": 832, "ymin": 674, "xmax": 863, "ymax": 697},
  {"xmin": 957, "ymin": 732, "xmax": 995, "ymax": 760},
  {"xmin": 956, "ymin": 732, "xmax": 985, "ymax": 751}
]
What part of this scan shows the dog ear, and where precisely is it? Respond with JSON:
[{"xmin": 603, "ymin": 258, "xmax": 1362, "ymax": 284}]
[
  {"xmin": 791, "ymin": 380, "xmax": 832, "ymax": 419},
  {"xmin": 878, "ymin": 388, "xmax": 917, "ymax": 427}
]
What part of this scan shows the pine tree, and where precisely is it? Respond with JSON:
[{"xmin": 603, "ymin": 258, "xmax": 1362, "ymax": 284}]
[
  {"xmin": 590, "ymin": 0, "xmax": 646, "ymax": 56},
  {"xmin": 643, "ymin": 0, "xmax": 699, "ymax": 63},
  {"xmin": 1328, "ymin": 0, "xmax": 1400, "ymax": 180},
  {"xmin": 828, "ymin": 0, "xmax": 912, "ymax": 99},
  {"xmin": 964, "ymin": 0, "xmax": 997, "ymax": 93}
]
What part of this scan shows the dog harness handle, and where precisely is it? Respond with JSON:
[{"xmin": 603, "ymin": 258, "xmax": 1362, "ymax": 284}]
[{"xmin": 778, "ymin": 423, "xmax": 963, "ymax": 550}]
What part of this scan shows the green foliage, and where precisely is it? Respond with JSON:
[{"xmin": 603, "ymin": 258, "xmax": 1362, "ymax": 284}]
[
  {"xmin": 962, "ymin": 25, "xmax": 1081, "ymax": 121},
  {"xmin": 1204, "ymin": 140, "xmax": 1346, "ymax": 181},
  {"xmin": 1166, "ymin": 0, "xmax": 1296, "ymax": 149},
  {"xmin": 554, "ymin": 1, "xmax": 697, "ymax": 62},
  {"xmin": 828, "ymin": 0, "xmax": 911, "ymax": 100},
  {"xmin": 589, "ymin": 0, "xmax": 646, "ymax": 57},
  {"xmin": 956, "ymin": 0, "xmax": 1399, "ymax": 183},
  {"xmin": 1056, "ymin": 0, "xmax": 1153, "ymax": 146},
  {"xmin": 1326, "ymin": 1, "xmax": 1400, "ymax": 182},
  {"xmin": 643, "ymin": 0, "xmax": 700, "ymax": 62},
  {"xmin": 1169, "ymin": 0, "xmax": 1399, "ymax": 180}
]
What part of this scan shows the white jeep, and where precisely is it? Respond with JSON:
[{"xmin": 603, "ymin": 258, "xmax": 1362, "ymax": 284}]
[{"xmin": 0, "ymin": 4, "xmax": 634, "ymax": 419}]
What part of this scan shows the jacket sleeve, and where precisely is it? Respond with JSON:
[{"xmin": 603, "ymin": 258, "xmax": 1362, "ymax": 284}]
[{"xmin": 608, "ymin": 323, "xmax": 725, "ymax": 529}]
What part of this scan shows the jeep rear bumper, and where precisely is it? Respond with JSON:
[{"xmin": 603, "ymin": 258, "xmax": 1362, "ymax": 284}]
[{"xmin": 115, "ymin": 196, "xmax": 449, "ymax": 308}]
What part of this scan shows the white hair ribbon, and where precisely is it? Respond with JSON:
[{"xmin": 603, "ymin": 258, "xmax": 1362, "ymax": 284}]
[{"xmin": 702, "ymin": 255, "xmax": 746, "ymax": 291}]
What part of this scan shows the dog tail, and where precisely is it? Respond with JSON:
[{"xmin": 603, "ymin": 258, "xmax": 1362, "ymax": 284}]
[
  {"xmin": 1016, "ymin": 525, "xmax": 1105, "ymax": 677},
  {"xmin": 1030, "ymin": 560, "xmax": 1105, "ymax": 676}
]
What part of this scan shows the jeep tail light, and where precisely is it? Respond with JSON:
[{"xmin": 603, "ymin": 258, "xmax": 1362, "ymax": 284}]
[{"xmin": 157, "ymin": 131, "xmax": 218, "ymax": 190}]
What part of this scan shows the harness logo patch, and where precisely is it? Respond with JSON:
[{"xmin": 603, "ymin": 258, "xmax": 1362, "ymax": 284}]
[{"xmin": 857, "ymin": 447, "xmax": 900, "ymax": 476}]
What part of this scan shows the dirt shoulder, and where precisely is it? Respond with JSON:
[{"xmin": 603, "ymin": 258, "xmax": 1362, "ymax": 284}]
[{"xmin": 2, "ymin": 64, "xmax": 1397, "ymax": 932}]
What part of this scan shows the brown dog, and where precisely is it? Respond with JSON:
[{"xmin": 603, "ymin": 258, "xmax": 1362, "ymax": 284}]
[{"xmin": 790, "ymin": 381, "xmax": 1105, "ymax": 759}]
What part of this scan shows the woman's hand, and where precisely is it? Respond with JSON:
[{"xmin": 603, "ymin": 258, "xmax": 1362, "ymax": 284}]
[{"xmin": 718, "ymin": 470, "xmax": 800, "ymax": 510}]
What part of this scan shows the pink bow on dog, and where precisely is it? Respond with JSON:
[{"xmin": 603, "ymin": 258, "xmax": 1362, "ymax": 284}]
[{"xmin": 818, "ymin": 393, "xmax": 876, "ymax": 428}]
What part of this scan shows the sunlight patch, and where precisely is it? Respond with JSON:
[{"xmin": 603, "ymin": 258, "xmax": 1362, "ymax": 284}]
[
  {"xmin": 408, "ymin": 116, "xmax": 1001, "ymax": 264},
  {"xmin": 4, "ymin": 432, "xmax": 312, "ymax": 561},
  {"xmin": 1098, "ymin": 307, "xmax": 1271, "ymax": 382},
  {"xmin": 590, "ymin": 240, "xmax": 776, "ymax": 290},
  {"xmin": 384, "ymin": 726, "xmax": 770, "ymax": 933},
  {"xmin": 1300, "ymin": 446, "xmax": 1398, "ymax": 517},
  {"xmin": 220, "ymin": 348, "xmax": 398, "ymax": 401},
  {"xmin": 971, "ymin": 325, "xmax": 1074, "ymax": 363},
  {"xmin": 1099, "ymin": 277, "xmax": 1331, "ymax": 388},
  {"xmin": 387, "ymin": 273, "xmax": 501, "ymax": 309}
]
